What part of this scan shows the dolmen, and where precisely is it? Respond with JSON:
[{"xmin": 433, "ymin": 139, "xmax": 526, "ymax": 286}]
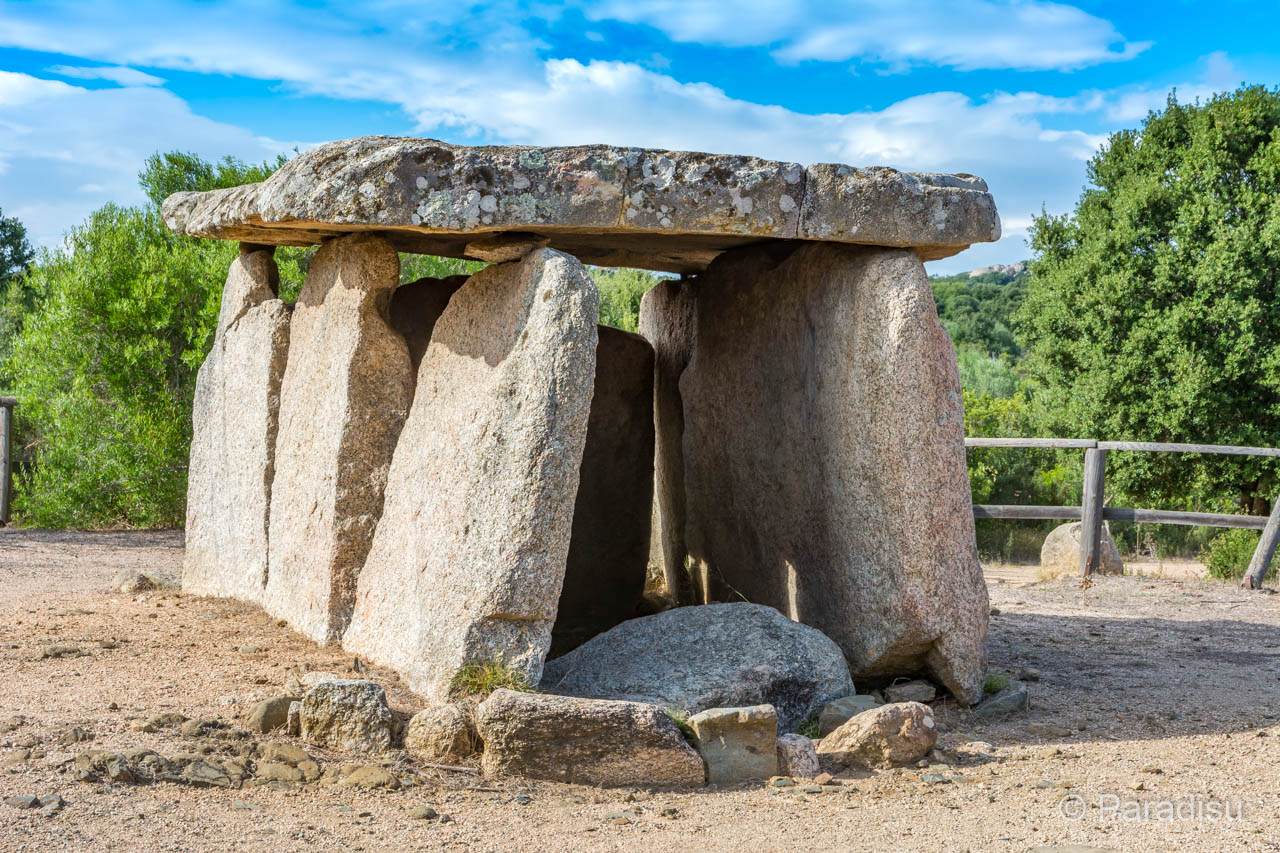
[{"xmin": 166, "ymin": 136, "xmax": 998, "ymax": 704}]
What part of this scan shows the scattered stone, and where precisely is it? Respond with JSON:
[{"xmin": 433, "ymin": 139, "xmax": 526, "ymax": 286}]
[
  {"xmin": 5, "ymin": 795, "xmax": 37, "ymax": 809},
  {"xmin": 182, "ymin": 760, "xmax": 233, "ymax": 788},
  {"xmin": 802, "ymin": 784, "xmax": 823, "ymax": 793},
  {"xmin": 658, "ymin": 243, "xmax": 989, "ymax": 702},
  {"xmin": 813, "ymin": 772, "xmax": 835, "ymax": 785},
  {"xmin": 56, "ymin": 727, "xmax": 93, "ymax": 746},
  {"xmin": 38, "ymin": 794, "xmax": 64, "ymax": 815},
  {"xmin": 921, "ymin": 772, "xmax": 951, "ymax": 785},
  {"xmin": 688, "ymin": 705, "xmax": 779, "ymax": 785},
  {"xmin": 179, "ymin": 718, "xmax": 224, "ymax": 738},
  {"xmin": 476, "ymin": 690, "xmax": 705, "ymax": 788},
  {"xmin": 337, "ymin": 764, "xmax": 400, "ymax": 790},
  {"xmin": 768, "ymin": 776, "xmax": 796, "ymax": 788},
  {"xmin": 1039, "ymin": 522, "xmax": 1124, "ymax": 579},
  {"xmin": 605, "ymin": 809, "xmax": 638, "ymax": 825},
  {"xmin": 404, "ymin": 703, "xmax": 478, "ymax": 763},
  {"xmin": 818, "ymin": 695, "xmax": 879, "ymax": 736},
  {"xmin": 255, "ymin": 742, "xmax": 312, "ymax": 766},
  {"xmin": 299, "ymin": 679, "xmax": 394, "ymax": 753},
  {"xmin": 0, "ymin": 716, "xmax": 24, "ymax": 732},
  {"xmin": 540, "ymin": 602, "xmax": 854, "ymax": 731},
  {"xmin": 286, "ymin": 701, "xmax": 301, "ymax": 737},
  {"xmin": 776, "ymin": 733, "xmax": 820, "ymax": 779},
  {"xmin": 262, "ymin": 233, "xmax": 414, "ymax": 644},
  {"xmin": 816, "ymin": 702, "xmax": 937, "ymax": 769},
  {"xmin": 111, "ymin": 568, "xmax": 179, "ymax": 593},
  {"xmin": 104, "ymin": 755, "xmax": 136, "ymax": 784},
  {"xmin": 513, "ymin": 794, "xmax": 533, "ymax": 805},
  {"xmin": 247, "ymin": 696, "xmax": 299, "ymax": 733},
  {"xmin": 1026, "ymin": 722, "xmax": 1072, "ymax": 738},
  {"xmin": 660, "ymin": 806, "xmax": 679, "ymax": 818},
  {"xmin": 884, "ymin": 680, "xmax": 937, "ymax": 704},
  {"xmin": 1, "ymin": 749, "xmax": 30, "ymax": 767},
  {"xmin": 343, "ymin": 249, "xmax": 598, "ymax": 700},
  {"xmin": 40, "ymin": 645, "xmax": 84, "ymax": 659},
  {"xmin": 970, "ymin": 681, "xmax": 1029, "ymax": 719},
  {"xmin": 407, "ymin": 805, "xmax": 438, "ymax": 820},
  {"xmin": 231, "ymin": 800, "xmax": 265, "ymax": 812}
]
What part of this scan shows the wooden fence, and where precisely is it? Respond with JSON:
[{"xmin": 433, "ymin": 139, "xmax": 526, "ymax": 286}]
[
  {"xmin": 0, "ymin": 397, "xmax": 13, "ymax": 526},
  {"xmin": 964, "ymin": 437, "xmax": 1280, "ymax": 589}
]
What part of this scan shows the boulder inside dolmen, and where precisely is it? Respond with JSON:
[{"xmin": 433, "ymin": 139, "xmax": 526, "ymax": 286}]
[{"xmin": 168, "ymin": 135, "xmax": 999, "ymax": 706}]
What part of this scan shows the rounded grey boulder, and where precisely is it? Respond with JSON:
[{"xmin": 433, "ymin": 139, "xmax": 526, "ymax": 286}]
[{"xmin": 539, "ymin": 602, "xmax": 854, "ymax": 730}]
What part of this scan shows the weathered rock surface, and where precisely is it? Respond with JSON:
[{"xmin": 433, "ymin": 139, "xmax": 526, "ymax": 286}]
[
  {"xmin": 388, "ymin": 274, "xmax": 468, "ymax": 372},
  {"xmin": 247, "ymin": 695, "xmax": 299, "ymax": 733},
  {"xmin": 776, "ymin": 733, "xmax": 820, "ymax": 779},
  {"xmin": 343, "ymin": 248, "xmax": 598, "ymax": 700},
  {"xmin": 638, "ymin": 278, "xmax": 698, "ymax": 604},
  {"xmin": 884, "ymin": 680, "xmax": 937, "ymax": 704},
  {"xmin": 1039, "ymin": 522, "xmax": 1124, "ymax": 578},
  {"xmin": 476, "ymin": 689, "xmax": 705, "ymax": 787},
  {"xmin": 111, "ymin": 568, "xmax": 178, "ymax": 594},
  {"xmin": 818, "ymin": 695, "xmax": 880, "ymax": 736},
  {"xmin": 688, "ymin": 705, "xmax": 778, "ymax": 785},
  {"xmin": 816, "ymin": 702, "xmax": 937, "ymax": 769},
  {"xmin": 299, "ymin": 679, "xmax": 394, "ymax": 753},
  {"xmin": 551, "ymin": 326, "xmax": 654, "ymax": 656},
  {"xmin": 404, "ymin": 703, "xmax": 477, "ymax": 762},
  {"xmin": 970, "ymin": 680, "xmax": 1030, "ymax": 718},
  {"xmin": 162, "ymin": 137, "xmax": 1000, "ymax": 272},
  {"xmin": 262, "ymin": 233, "xmax": 413, "ymax": 645},
  {"xmin": 184, "ymin": 245, "xmax": 291, "ymax": 603},
  {"xmin": 677, "ymin": 243, "xmax": 988, "ymax": 702},
  {"xmin": 540, "ymin": 602, "xmax": 853, "ymax": 730}
]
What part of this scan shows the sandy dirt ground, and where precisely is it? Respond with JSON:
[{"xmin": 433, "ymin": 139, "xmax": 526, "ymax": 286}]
[{"xmin": 2, "ymin": 529, "xmax": 1280, "ymax": 852}]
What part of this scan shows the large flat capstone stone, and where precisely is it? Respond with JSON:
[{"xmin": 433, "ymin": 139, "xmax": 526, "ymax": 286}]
[
  {"xmin": 667, "ymin": 241, "xmax": 989, "ymax": 703},
  {"xmin": 161, "ymin": 136, "xmax": 1000, "ymax": 272},
  {"xmin": 184, "ymin": 246, "xmax": 291, "ymax": 603},
  {"xmin": 261, "ymin": 233, "xmax": 414, "ymax": 645},
  {"xmin": 341, "ymin": 248, "xmax": 598, "ymax": 701}
]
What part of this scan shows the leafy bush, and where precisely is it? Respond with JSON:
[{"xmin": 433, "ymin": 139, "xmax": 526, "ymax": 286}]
[
  {"xmin": 1202, "ymin": 528, "xmax": 1263, "ymax": 581},
  {"xmin": 593, "ymin": 267, "xmax": 661, "ymax": 332}
]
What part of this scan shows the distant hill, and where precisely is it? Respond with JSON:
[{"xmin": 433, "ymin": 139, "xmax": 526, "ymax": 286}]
[{"xmin": 928, "ymin": 261, "xmax": 1030, "ymax": 359}]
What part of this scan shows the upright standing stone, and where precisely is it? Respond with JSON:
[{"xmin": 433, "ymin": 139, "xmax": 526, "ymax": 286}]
[
  {"xmin": 388, "ymin": 274, "xmax": 468, "ymax": 372},
  {"xmin": 342, "ymin": 248, "xmax": 598, "ymax": 700},
  {"xmin": 551, "ymin": 326, "xmax": 655, "ymax": 657},
  {"xmin": 183, "ymin": 245, "xmax": 291, "ymax": 603},
  {"xmin": 262, "ymin": 234, "xmax": 413, "ymax": 645},
  {"xmin": 677, "ymin": 242, "xmax": 988, "ymax": 703},
  {"xmin": 638, "ymin": 279, "xmax": 697, "ymax": 605}
]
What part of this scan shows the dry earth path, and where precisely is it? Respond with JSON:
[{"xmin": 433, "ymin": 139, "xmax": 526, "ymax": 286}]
[{"xmin": 2, "ymin": 528, "xmax": 1279, "ymax": 852}]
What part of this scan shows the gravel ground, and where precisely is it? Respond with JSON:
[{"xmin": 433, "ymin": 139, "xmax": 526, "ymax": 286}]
[{"xmin": 2, "ymin": 528, "xmax": 1280, "ymax": 852}]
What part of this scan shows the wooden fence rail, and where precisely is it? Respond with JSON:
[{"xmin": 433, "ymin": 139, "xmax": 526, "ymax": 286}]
[
  {"xmin": 0, "ymin": 397, "xmax": 14, "ymax": 526},
  {"xmin": 964, "ymin": 436, "xmax": 1280, "ymax": 589}
]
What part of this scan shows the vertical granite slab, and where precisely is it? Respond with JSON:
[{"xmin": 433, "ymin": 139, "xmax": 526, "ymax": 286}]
[
  {"xmin": 637, "ymin": 278, "xmax": 699, "ymax": 605},
  {"xmin": 679, "ymin": 242, "xmax": 988, "ymax": 703},
  {"xmin": 550, "ymin": 325, "xmax": 655, "ymax": 657},
  {"xmin": 262, "ymin": 233, "xmax": 413, "ymax": 645},
  {"xmin": 388, "ymin": 274, "xmax": 469, "ymax": 373},
  {"xmin": 343, "ymin": 248, "xmax": 598, "ymax": 701},
  {"xmin": 183, "ymin": 245, "xmax": 290, "ymax": 602}
]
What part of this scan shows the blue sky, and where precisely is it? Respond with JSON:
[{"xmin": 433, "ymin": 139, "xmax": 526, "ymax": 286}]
[{"xmin": 1, "ymin": 1, "xmax": 1277, "ymax": 273}]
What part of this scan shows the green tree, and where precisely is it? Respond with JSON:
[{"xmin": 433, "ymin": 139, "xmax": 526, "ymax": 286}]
[
  {"xmin": 1018, "ymin": 86, "xmax": 1280, "ymax": 513},
  {"xmin": 0, "ymin": 208, "xmax": 37, "ymax": 391},
  {"xmin": 138, "ymin": 151, "xmax": 289, "ymax": 208}
]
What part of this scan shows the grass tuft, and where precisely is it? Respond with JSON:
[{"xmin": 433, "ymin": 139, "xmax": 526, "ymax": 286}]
[
  {"xmin": 983, "ymin": 673, "xmax": 1010, "ymax": 694},
  {"xmin": 449, "ymin": 660, "xmax": 534, "ymax": 700}
]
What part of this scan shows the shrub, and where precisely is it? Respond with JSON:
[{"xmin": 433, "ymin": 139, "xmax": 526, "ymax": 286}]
[{"xmin": 1202, "ymin": 528, "xmax": 1264, "ymax": 581}]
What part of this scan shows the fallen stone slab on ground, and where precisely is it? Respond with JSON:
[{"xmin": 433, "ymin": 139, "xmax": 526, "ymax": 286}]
[
  {"xmin": 540, "ymin": 602, "xmax": 853, "ymax": 731},
  {"xmin": 816, "ymin": 701, "xmax": 937, "ymax": 769},
  {"xmin": 298, "ymin": 679, "xmax": 394, "ymax": 753},
  {"xmin": 476, "ymin": 689, "xmax": 705, "ymax": 787},
  {"xmin": 688, "ymin": 704, "xmax": 778, "ymax": 785}
]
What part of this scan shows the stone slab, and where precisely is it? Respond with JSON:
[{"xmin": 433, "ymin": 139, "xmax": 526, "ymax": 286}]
[
  {"xmin": 342, "ymin": 248, "xmax": 598, "ymax": 701},
  {"xmin": 162, "ymin": 136, "xmax": 1000, "ymax": 272},
  {"xmin": 551, "ymin": 325, "xmax": 655, "ymax": 657},
  {"xmin": 388, "ymin": 274, "xmax": 468, "ymax": 372},
  {"xmin": 676, "ymin": 242, "xmax": 989, "ymax": 702},
  {"xmin": 688, "ymin": 704, "xmax": 779, "ymax": 785},
  {"xmin": 261, "ymin": 233, "xmax": 413, "ymax": 645},
  {"xmin": 183, "ymin": 246, "xmax": 290, "ymax": 603}
]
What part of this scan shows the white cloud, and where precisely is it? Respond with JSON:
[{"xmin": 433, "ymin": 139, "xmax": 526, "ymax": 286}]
[
  {"xmin": 0, "ymin": 71, "xmax": 286, "ymax": 247},
  {"xmin": 46, "ymin": 64, "xmax": 165, "ymax": 86},
  {"xmin": 582, "ymin": 0, "xmax": 1149, "ymax": 71}
]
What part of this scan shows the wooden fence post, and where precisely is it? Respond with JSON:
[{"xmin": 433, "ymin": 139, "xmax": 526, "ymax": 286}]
[
  {"xmin": 0, "ymin": 398, "xmax": 14, "ymax": 526},
  {"xmin": 1242, "ymin": 495, "xmax": 1280, "ymax": 590},
  {"xmin": 1079, "ymin": 447, "xmax": 1108, "ymax": 576}
]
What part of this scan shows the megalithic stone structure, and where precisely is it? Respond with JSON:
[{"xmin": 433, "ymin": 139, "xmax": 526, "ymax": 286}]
[
  {"xmin": 262, "ymin": 233, "xmax": 414, "ymax": 645},
  {"xmin": 342, "ymin": 248, "xmax": 598, "ymax": 701},
  {"xmin": 183, "ymin": 245, "xmax": 291, "ymax": 602},
  {"xmin": 164, "ymin": 136, "xmax": 1000, "ymax": 704}
]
